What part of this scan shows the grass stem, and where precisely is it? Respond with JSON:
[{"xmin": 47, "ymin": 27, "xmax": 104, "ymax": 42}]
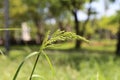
[{"xmin": 29, "ymin": 51, "xmax": 42, "ymax": 80}]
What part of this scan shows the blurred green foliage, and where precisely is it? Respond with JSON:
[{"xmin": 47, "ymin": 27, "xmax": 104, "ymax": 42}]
[
  {"xmin": 0, "ymin": 41, "xmax": 118, "ymax": 80},
  {"xmin": 0, "ymin": 0, "xmax": 119, "ymax": 41}
]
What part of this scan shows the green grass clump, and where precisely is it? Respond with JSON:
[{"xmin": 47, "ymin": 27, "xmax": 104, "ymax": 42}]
[
  {"xmin": 0, "ymin": 49, "xmax": 120, "ymax": 80},
  {"xmin": 12, "ymin": 30, "xmax": 89, "ymax": 80},
  {"xmin": 1, "ymin": 29, "xmax": 118, "ymax": 80}
]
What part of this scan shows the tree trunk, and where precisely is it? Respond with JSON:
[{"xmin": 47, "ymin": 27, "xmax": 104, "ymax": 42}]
[
  {"xmin": 79, "ymin": 0, "xmax": 92, "ymax": 48},
  {"xmin": 72, "ymin": 9, "xmax": 80, "ymax": 49},
  {"xmin": 4, "ymin": 0, "xmax": 10, "ymax": 54},
  {"xmin": 116, "ymin": 16, "xmax": 120, "ymax": 55},
  {"xmin": 116, "ymin": 30, "xmax": 120, "ymax": 55},
  {"xmin": 72, "ymin": 0, "xmax": 93, "ymax": 49}
]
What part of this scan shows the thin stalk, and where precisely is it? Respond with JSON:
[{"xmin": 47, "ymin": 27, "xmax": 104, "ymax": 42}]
[{"xmin": 29, "ymin": 51, "xmax": 42, "ymax": 80}]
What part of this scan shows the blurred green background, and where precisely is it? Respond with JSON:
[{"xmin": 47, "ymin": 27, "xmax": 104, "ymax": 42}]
[{"xmin": 0, "ymin": 0, "xmax": 120, "ymax": 80}]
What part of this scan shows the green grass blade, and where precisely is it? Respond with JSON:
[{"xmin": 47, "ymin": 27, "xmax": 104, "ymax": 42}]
[
  {"xmin": 42, "ymin": 51, "xmax": 55, "ymax": 75},
  {"xmin": 12, "ymin": 61, "xmax": 24, "ymax": 80},
  {"xmin": 32, "ymin": 74, "xmax": 45, "ymax": 80},
  {"xmin": 0, "ymin": 50, "xmax": 7, "ymax": 59},
  {"xmin": 13, "ymin": 51, "xmax": 39, "ymax": 80},
  {"xmin": 25, "ymin": 52, "xmax": 39, "ymax": 60},
  {"xmin": 29, "ymin": 51, "xmax": 42, "ymax": 80},
  {"xmin": 0, "ymin": 49, "xmax": 5, "ymax": 56},
  {"xmin": 0, "ymin": 28, "xmax": 21, "ymax": 31}
]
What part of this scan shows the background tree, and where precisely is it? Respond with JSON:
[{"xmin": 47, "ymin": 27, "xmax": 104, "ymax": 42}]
[
  {"xmin": 9, "ymin": 0, "xmax": 29, "ymax": 44},
  {"xmin": 0, "ymin": 1, "xmax": 4, "ymax": 39},
  {"xmin": 103, "ymin": 0, "xmax": 120, "ymax": 55},
  {"xmin": 4, "ymin": 0, "xmax": 10, "ymax": 53},
  {"xmin": 59, "ymin": 0, "xmax": 94, "ymax": 49},
  {"xmin": 48, "ymin": 0, "xmax": 65, "ymax": 30},
  {"xmin": 110, "ymin": 11, "xmax": 120, "ymax": 55},
  {"xmin": 23, "ymin": 0, "xmax": 48, "ymax": 44},
  {"xmin": 60, "ymin": 0, "xmax": 85, "ymax": 49},
  {"xmin": 9, "ymin": 0, "xmax": 48, "ymax": 44}
]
